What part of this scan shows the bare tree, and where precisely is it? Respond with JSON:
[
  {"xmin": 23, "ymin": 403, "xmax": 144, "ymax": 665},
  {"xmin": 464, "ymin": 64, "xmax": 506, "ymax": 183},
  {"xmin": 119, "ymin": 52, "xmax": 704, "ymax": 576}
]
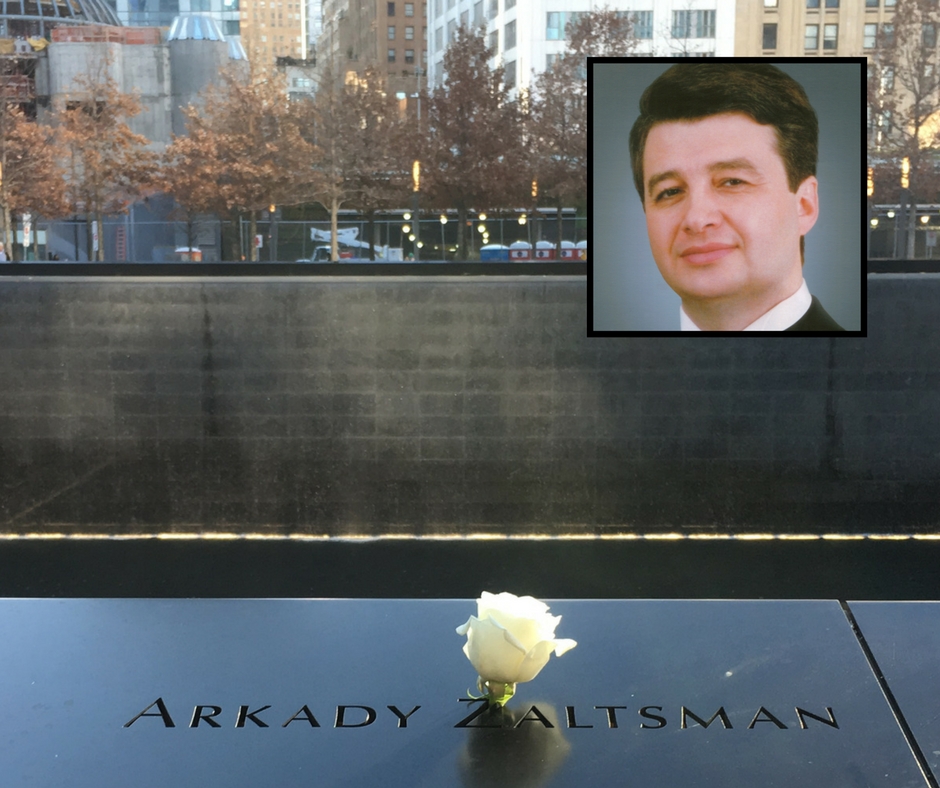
[
  {"xmin": 528, "ymin": 8, "xmax": 639, "ymax": 252},
  {"xmin": 421, "ymin": 27, "xmax": 525, "ymax": 259},
  {"xmin": 867, "ymin": 0, "xmax": 940, "ymax": 254},
  {"xmin": 294, "ymin": 65, "xmax": 409, "ymax": 260}
]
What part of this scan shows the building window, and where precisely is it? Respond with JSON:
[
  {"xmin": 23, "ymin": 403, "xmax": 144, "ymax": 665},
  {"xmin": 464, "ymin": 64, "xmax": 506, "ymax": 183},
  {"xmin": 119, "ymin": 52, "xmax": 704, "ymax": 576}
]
[
  {"xmin": 447, "ymin": 0, "xmax": 455, "ymax": 9},
  {"xmin": 447, "ymin": 19, "xmax": 456, "ymax": 40},
  {"xmin": 764, "ymin": 0, "xmax": 777, "ymax": 5},
  {"xmin": 488, "ymin": 0, "xmax": 497, "ymax": 19},
  {"xmin": 883, "ymin": 23, "xmax": 893, "ymax": 45},
  {"xmin": 925, "ymin": 23, "xmax": 937, "ymax": 48},
  {"xmin": 434, "ymin": 0, "xmax": 440, "ymax": 15},
  {"xmin": 388, "ymin": 1, "xmax": 395, "ymax": 14},
  {"xmin": 632, "ymin": 10, "xmax": 652, "ymax": 39},
  {"xmin": 823, "ymin": 23, "xmax": 837, "ymax": 49},
  {"xmin": 388, "ymin": 48, "xmax": 396, "ymax": 61},
  {"xmin": 388, "ymin": 25, "xmax": 395, "ymax": 38},
  {"xmin": 546, "ymin": 11, "xmax": 585, "ymax": 40},
  {"xmin": 805, "ymin": 23, "xmax": 818, "ymax": 49},
  {"xmin": 885, "ymin": 0, "xmax": 895, "ymax": 5},
  {"xmin": 434, "ymin": 25, "xmax": 442, "ymax": 49},
  {"xmin": 546, "ymin": 53, "xmax": 559, "ymax": 70},
  {"xmin": 672, "ymin": 9, "xmax": 715, "ymax": 39},
  {"xmin": 825, "ymin": 0, "xmax": 838, "ymax": 6},
  {"xmin": 866, "ymin": 0, "xmax": 878, "ymax": 6},
  {"xmin": 406, "ymin": 25, "xmax": 414, "ymax": 38},
  {"xmin": 488, "ymin": 29, "xmax": 497, "ymax": 50},
  {"xmin": 404, "ymin": 48, "xmax": 414, "ymax": 62},
  {"xmin": 864, "ymin": 23, "xmax": 877, "ymax": 48},
  {"xmin": 223, "ymin": 19, "xmax": 240, "ymax": 35},
  {"xmin": 473, "ymin": 0, "xmax": 482, "ymax": 24},
  {"xmin": 504, "ymin": 59, "xmax": 515, "ymax": 89},
  {"xmin": 505, "ymin": 0, "xmax": 514, "ymax": 8},
  {"xmin": 504, "ymin": 19, "xmax": 515, "ymax": 49},
  {"xmin": 763, "ymin": 23, "xmax": 777, "ymax": 49},
  {"xmin": 405, "ymin": 2, "xmax": 413, "ymax": 14},
  {"xmin": 191, "ymin": 0, "xmax": 209, "ymax": 10},
  {"xmin": 806, "ymin": 0, "xmax": 819, "ymax": 8}
]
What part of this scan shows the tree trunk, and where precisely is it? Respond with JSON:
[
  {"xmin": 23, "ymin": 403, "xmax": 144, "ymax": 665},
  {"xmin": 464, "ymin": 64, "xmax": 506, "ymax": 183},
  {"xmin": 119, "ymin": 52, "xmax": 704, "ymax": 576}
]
[
  {"xmin": 86, "ymin": 215, "xmax": 93, "ymax": 262},
  {"xmin": 330, "ymin": 196, "xmax": 339, "ymax": 261},
  {"xmin": 249, "ymin": 211, "xmax": 258, "ymax": 261},
  {"xmin": 230, "ymin": 213, "xmax": 242, "ymax": 262},
  {"xmin": 907, "ymin": 199, "xmax": 917, "ymax": 259},
  {"xmin": 96, "ymin": 213, "xmax": 105, "ymax": 262},
  {"xmin": 366, "ymin": 208, "xmax": 376, "ymax": 260},
  {"xmin": 2, "ymin": 203, "xmax": 12, "ymax": 261},
  {"xmin": 187, "ymin": 217, "xmax": 194, "ymax": 255},
  {"xmin": 456, "ymin": 204, "xmax": 467, "ymax": 260},
  {"xmin": 556, "ymin": 199, "xmax": 564, "ymax": 257}
]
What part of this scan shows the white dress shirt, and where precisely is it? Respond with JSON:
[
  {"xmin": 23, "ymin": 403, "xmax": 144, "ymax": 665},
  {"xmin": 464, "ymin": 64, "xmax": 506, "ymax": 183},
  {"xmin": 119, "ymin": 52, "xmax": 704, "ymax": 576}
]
[{"xmin": 680, "ymin": 279, "xmax": 812, "ymax": 332}]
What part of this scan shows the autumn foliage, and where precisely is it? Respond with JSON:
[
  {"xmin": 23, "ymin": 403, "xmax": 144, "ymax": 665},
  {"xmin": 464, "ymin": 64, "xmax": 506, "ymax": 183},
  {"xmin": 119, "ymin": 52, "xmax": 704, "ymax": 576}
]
[
  {"xmin": 57, "ymin": 72, "xmax": 158, "ymax": 261},
  {"xmin": 2, "ymin": 9, "xmax": 625, "ymax": 261},
  {"xmin": 160, "ymin": 68, "xmax": 318, "ymax": 261},
  {"xmin": 0, "ymin": 104, "xmax": 68, "ymax": 258}
]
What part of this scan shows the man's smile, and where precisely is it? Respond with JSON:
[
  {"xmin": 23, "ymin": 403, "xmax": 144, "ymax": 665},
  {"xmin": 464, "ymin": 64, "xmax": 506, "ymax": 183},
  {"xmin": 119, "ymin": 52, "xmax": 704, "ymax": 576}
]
[{"xmin": 679, "ymin": 243, "xmax": 737, "ymax": 265}]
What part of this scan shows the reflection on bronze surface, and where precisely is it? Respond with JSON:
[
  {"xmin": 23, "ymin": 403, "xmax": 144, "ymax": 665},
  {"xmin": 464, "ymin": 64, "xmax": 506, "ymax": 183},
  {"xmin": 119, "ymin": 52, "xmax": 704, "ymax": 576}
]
[{"xmin": 458, "ymin": 703, "xmax": 570, "ymax": 788}]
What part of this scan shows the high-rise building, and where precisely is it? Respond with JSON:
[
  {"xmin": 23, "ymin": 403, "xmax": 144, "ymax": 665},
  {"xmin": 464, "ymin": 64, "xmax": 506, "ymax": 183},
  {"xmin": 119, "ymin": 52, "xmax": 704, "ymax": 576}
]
[
  {"xmin": 107, "ymin": 0, "xmax": 242, "ymax": 37},
  {"xmin": 316, "ymin": 0, "xmax": 426, "ymax": 103},
  {"xmin": 240, "ymin": 0, "xmax": 310, "ymax": 66},
  {"xmin": 735, "ymin": 0, "xmax": 892, "ymax": 56},
  {"xmin": 427, "ymin": 0, "xmax": 737, "ymax": 95}
]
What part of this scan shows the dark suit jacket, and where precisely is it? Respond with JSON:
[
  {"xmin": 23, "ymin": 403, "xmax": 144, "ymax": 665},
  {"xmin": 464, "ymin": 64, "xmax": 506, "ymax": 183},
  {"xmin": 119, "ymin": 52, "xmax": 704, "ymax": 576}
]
[{"xmin": 785, "ymin": 296, "xmax": 844, "ymax": 332}]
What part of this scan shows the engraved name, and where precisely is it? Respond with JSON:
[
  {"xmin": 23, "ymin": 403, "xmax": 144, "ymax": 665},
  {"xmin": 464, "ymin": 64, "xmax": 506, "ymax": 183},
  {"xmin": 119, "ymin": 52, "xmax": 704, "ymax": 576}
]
[{"xmin": 124, "ymin": 698, "xmax": 838, "ymax": 731}]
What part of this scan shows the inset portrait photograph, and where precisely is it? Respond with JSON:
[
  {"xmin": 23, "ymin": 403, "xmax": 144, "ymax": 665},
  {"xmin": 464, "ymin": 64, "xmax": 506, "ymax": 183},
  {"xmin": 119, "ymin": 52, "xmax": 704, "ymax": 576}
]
[{"xmin": 590, "ymin": 58, "xmax": 864, "ymax": 335}]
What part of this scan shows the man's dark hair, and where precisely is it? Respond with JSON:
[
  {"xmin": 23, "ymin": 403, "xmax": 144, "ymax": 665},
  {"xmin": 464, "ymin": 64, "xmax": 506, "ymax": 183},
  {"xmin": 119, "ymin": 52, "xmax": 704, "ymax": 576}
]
[{"xmin": 628, "ymin": 63, "xmax": 818, "ymax": 203}]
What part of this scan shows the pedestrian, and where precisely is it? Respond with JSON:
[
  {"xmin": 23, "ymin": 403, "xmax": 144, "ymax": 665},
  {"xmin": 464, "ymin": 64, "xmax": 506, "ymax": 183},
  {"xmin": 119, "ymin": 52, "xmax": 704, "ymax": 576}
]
[{"xmin": 0, "ymin": 242, "xmax": 8, "ymax": 262}]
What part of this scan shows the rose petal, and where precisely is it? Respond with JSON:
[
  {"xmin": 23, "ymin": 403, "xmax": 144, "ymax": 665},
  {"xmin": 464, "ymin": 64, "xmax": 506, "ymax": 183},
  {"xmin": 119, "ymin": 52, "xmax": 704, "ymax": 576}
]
[
  {"xmin": 478, "ymin": 592, "xmax": 550, "ymax": 622},
  {"xmin": 553, "ymin": 638, "xmax": 577, "ymax": 657},
  {"xmin": 477, "ymin": 592, "xmax": 561, "ymax": 650},
  {"xmin": 513, "ymin": 639, "xmax": 556, "ymax": 683},
  {"xmin": 462, "ymin": 615, "xmax": 528, "ymax": 684}
]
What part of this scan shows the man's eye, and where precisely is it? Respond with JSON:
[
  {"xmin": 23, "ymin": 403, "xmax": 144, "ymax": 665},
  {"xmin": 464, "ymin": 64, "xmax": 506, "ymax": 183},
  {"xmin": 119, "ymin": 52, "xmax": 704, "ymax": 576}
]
[
  {"xmin": 655, "ymin": 188, "xmax": 681, "ymax": 202},
  {"xmin": 722, "ymin": 178, "xmax": 746, "ymax": 187}
]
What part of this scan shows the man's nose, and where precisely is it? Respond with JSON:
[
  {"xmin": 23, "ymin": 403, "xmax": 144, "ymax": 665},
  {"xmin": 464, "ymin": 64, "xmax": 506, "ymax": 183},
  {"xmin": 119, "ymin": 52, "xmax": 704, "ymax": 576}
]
[{"xmin": 681, "ymin": 188, "xmax": 722, "ymax": 234}]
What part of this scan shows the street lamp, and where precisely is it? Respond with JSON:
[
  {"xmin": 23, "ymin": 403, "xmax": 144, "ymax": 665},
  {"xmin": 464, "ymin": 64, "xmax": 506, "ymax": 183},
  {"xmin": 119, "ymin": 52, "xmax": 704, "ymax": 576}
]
[
  {"xmin": 412, "ymin": 160, "xmax": 420, "ymax": 262},
  {"xmin": 439, "ymin": 214, "xmax": 448, "ymax": 260},
  {"xmin": 269, "ymin": 204, "xmax": 277, "ymax": 262}
]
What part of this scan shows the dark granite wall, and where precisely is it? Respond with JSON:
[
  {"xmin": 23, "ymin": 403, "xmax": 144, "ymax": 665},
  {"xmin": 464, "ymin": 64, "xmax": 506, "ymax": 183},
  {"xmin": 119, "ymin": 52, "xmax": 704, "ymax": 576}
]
[{"xmin": 0, "ymin": 274, "xmax": 935, "ymax": 534}]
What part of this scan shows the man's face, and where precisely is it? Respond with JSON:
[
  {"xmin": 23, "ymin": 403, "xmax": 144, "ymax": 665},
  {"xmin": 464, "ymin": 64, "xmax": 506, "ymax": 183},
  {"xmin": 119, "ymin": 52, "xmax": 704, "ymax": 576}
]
[{"xmin": 642, "ymin": 112, "xmax": 817, "ymax": 310}]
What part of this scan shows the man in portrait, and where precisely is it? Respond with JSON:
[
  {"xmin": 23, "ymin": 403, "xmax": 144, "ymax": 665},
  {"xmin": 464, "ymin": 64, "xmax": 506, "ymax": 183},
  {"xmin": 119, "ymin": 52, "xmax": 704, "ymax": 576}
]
[{"xmin": 626, "ymin": 63, "xmax": 843, "ymax": 332}]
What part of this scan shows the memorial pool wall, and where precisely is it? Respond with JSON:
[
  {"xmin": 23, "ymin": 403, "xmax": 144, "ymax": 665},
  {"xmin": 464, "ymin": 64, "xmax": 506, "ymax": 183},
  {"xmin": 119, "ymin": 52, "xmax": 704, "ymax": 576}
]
[{"xmin": 0, "ymin": 273, "xmax": 932, "ymax": 534}]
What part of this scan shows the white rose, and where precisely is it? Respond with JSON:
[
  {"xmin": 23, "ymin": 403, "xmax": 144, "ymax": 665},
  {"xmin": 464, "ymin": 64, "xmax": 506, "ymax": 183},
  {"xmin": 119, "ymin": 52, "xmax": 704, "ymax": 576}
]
[{"xmin": 456, "ymin": 591, "xmax": 577, "ymax": 685}]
